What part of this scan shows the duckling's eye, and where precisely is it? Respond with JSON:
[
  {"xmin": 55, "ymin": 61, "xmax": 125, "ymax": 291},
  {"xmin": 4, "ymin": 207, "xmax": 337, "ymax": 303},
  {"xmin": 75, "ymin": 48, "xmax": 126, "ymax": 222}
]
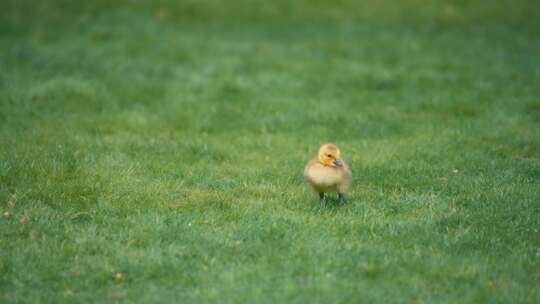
[{"xmin": 326, "ymin": 154, "xmax": 332, "ymax": 158}]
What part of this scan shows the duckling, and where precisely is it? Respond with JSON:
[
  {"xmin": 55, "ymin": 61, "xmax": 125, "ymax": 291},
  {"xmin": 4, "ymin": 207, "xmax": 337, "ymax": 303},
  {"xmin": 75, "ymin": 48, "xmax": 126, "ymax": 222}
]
[{"xmin": 304, "ymin": 143, "xmax": 352, "ymax": 205}]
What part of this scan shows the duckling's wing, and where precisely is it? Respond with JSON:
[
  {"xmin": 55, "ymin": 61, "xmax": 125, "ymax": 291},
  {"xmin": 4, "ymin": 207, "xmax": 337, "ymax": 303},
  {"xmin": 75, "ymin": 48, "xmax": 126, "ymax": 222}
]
[
  {"xmin": 304, "ymin": 159, "xmax": 324, "ymax": 193},
  {"xmin": 336, "ymin": 161, "xmax": 352, "ymax": 193}
]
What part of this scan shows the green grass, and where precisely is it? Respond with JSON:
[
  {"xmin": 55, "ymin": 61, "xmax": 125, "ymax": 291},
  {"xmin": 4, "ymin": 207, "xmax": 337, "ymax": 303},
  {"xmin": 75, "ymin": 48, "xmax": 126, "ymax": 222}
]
[{"xmin": 1, "ymin": 0, "xmax": 540, "ymax": 303}]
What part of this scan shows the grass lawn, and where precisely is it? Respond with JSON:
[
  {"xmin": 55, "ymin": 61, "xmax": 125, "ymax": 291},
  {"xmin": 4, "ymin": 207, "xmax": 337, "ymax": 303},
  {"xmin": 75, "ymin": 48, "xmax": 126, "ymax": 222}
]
[{"xmin": 1, "ymin": 0, "xmax": 539, "ymax": 302}]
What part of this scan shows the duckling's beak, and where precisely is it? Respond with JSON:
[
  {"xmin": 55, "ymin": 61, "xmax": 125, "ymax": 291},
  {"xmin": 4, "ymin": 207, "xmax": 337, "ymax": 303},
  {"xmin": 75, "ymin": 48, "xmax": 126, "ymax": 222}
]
[{"xmin": 334, "ymin": 159, "xmax": 343, "ymax": 167}]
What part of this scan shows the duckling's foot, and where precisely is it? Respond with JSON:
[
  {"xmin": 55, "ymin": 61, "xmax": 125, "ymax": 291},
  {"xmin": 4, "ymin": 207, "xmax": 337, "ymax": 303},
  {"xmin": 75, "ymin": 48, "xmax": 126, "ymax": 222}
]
[
  {"xmin": 319, "ymin": 193, "xmax": 325, "ymax": 204},
  {"xmin": 338, "ymin": 193, "xmax": 345, "ymax": 206}
]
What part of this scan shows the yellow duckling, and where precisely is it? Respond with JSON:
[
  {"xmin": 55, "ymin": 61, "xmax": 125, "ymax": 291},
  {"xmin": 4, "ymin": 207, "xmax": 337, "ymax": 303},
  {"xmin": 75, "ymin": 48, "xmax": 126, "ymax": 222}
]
[{"xmin": 304, "ymin": 143, "xmax": 352, "ymax": 205}]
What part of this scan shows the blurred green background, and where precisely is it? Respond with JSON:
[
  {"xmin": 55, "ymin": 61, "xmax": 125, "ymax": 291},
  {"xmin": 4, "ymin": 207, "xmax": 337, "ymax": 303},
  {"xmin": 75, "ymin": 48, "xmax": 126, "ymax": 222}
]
[{"xmin": 1, "ymin": 1, "xmax": 539, "ymax": 303}]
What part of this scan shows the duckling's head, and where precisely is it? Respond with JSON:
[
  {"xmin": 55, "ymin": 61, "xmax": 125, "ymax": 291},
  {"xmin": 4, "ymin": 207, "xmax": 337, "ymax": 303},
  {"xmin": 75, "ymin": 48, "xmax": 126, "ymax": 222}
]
[{"xmin": 317, "ymin": 143, "xmax": 343, "ymax": 167}]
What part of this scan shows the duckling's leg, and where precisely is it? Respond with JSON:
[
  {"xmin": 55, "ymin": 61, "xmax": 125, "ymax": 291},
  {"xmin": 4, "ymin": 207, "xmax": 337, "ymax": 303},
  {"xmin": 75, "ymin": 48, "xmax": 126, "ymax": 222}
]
[
  {"xmin": 319, "ymin": 192, "xmax": 325, "ymax": 203},
  {"xmin": 338, "ymin": 193, "xmax": 345, "ymax": 206}
]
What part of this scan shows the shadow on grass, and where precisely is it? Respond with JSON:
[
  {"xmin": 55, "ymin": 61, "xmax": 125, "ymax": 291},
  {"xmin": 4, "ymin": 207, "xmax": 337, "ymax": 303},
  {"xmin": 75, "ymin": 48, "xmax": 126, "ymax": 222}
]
[{"xmin": 317, "ymin": 196, "xmax": 347, "ymax": 210}]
